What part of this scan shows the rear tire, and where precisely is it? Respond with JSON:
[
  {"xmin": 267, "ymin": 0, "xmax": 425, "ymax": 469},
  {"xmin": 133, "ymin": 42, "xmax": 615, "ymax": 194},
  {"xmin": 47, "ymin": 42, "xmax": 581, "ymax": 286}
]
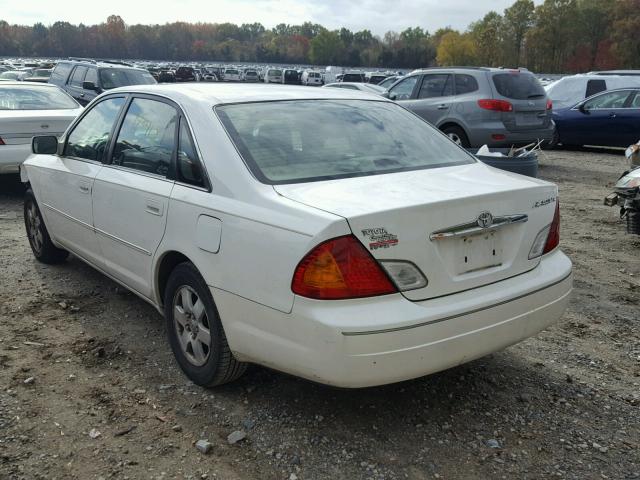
[
  {"xmin": 23, "ymin": 189, "xmax": 68, "ymax": 264},
  {"xmin": 164, "ymin": 262, "xmax": 247, "ymax": 387},
  {"xmin": 442, "ymin": 125, "xmax": 470, "ymax": 148}
]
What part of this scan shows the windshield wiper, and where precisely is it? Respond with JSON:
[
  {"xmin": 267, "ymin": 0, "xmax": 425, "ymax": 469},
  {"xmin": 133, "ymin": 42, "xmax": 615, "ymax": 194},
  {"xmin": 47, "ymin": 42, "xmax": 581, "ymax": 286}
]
[{"xmin": 527, "ymin": 94, "xmax": 545, "ymax": 99}]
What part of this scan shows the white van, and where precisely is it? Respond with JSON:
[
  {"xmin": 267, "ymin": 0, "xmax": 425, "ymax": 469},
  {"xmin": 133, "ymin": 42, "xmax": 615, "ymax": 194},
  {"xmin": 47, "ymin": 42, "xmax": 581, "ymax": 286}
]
[
  {"xmin": 264, "ymin": 68, "xmax": 283, "ymax": 84},
  {"xmin": 545, "ymin": 74, "xmax": 640, "ymax": 110},
  {"xmin": 301, "ymin": 70, "xmax": 323, "ymax": 86}
]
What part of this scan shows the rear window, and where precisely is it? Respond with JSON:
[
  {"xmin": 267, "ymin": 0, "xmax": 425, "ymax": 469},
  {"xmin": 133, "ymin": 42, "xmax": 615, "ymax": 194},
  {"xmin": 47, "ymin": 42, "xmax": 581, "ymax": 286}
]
[
  {"xmin": 226, "ymin": 69, "xmax": 239, "ymax": 75},
  {"xmin": 492, "ymin": 73, "xmax": 545, "ymax": 100},
  {"xmin": 268, "ymin": 69, "xmax": 282, "ymax": 76},
  {"xmin": 342, "ymin": 73, "xmax": 364, "ymax": 82},
  {"xmin": 50, "ymin": 63, "xmax": 73, "ymax": 84},
  {"xmin": 216, "ymin": 100, "xmax": 475, "ymax": 184},
  {"xmin": 0, "ymin": 85, "xmax": 79, "ymax": 110},
  {"xmin": 99, "ymin": 69, "xmax": 156, "ymax": 89}
]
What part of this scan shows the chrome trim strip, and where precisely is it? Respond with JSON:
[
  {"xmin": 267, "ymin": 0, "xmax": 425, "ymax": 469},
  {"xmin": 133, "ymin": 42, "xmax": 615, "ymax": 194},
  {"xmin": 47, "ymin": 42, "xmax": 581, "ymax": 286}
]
[
  {"xmin": 429, "ymin": 214, "xmax": 528, "ymax": 241},
  {"xmin": 43, "ymin": 202, "xmax": 152, "ymax": 256},
  {"xmin": 341, "ymin": 271, "xmax": 572, "ymax": 336},
  {"xmin": 1, "ymin": 132, "xmax": 64, "ymax": 139},
  {"xmin": 42, "ymin": 203, "xmax": 93, "ymax": 231},
  {"xmin": 95, "ymin": 227, "xmax": 152, "ymax": 256}
]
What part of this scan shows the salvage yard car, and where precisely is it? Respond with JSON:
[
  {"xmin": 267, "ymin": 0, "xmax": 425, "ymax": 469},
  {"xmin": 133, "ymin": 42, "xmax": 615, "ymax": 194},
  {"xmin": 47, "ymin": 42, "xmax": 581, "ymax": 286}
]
[
  {"xmin": 385, "ymin": 67, "xmax": 554, "ymax": 148},
  {"xmin": 21, "ymin": 84, "xmax": 572, "ymax": 388},
  {"xmin": 0, "ymin": 82, "xmax": 83, "ymax": 174}
]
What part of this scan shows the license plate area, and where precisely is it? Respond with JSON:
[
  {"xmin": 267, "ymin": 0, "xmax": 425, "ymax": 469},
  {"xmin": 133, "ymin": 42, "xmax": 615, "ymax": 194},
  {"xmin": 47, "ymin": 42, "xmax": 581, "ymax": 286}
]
[
  {"xmin": 457, "ymin": 231, "xmax": 503, "ymax": 274},
  {"xmin": 516, "ymin": 112, "xmax": 544, "ymax": 127}
]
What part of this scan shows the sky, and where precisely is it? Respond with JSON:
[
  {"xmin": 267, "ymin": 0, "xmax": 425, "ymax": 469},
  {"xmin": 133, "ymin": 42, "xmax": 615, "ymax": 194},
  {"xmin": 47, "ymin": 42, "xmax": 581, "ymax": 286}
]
[{"xmin": 0, "ymin": 0, "xmax": 541, "ymax": 36}]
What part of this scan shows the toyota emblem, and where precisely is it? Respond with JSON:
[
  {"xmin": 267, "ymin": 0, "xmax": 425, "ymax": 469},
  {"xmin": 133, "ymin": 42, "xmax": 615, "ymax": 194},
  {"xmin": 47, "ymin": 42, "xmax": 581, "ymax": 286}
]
[{"xmin": 477, "ymin": 212, "xmax": 493, "ymax": 228}]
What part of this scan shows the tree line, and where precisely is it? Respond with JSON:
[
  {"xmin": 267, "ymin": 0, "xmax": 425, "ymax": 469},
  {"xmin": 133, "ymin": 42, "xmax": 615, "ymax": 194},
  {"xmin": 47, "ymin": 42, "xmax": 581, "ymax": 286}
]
[{"xmin": 0, "ymin": 0, "xmax": 637, "ymax": 72}]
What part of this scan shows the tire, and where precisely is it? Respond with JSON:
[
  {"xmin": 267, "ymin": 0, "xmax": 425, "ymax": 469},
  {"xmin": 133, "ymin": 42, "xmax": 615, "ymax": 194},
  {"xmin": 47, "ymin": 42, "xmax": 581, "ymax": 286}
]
[
  {"xmin": 442, "ymin": 125, "xmax": 470, "ymax": 148},
  {"xmin": 23, "ymin": 189, "xmax": 68, "ymax": 264},
  {"xmin": 542, "ymin": 130, "xmax": 560, "ymax": 150},
  {"xmin": 164, "ymin": 262, "xmax": 247, "ymax": 387}
]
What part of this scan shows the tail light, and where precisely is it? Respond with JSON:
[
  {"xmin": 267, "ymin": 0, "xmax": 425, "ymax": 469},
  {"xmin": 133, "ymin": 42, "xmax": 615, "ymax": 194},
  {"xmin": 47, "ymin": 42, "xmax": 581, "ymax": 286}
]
[
  {"xmin": 477, "ymin": 99, "xmax": 513, "ymax": 112},
  {"xmin": 292, "ymin": 235, "xmax": 397, "ymax": 300},
  {"xmin": 546, "ymin": 99, "xmax": 553, "ymax": 110},
  {"xmin": 0, "ymin": 137, "xmax": 5, "ymax": 145},
  {"xmin": 529, "ymin": 201, "xmax": 560, "ymax": 259},
  {"xmin": 543, "ymin": 201, "xmax": 560, "ymax": 254}
]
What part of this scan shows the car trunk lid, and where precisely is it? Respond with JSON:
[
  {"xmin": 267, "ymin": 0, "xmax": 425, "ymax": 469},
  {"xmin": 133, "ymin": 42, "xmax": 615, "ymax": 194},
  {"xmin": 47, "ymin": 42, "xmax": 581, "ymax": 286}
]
[
  {"xmin": 275, "ymin": 162, "xmax": 558, "ymax": 301},
  {"xmin": 0, "ymin": 110, "xmax": 77, "ymax": 145}
]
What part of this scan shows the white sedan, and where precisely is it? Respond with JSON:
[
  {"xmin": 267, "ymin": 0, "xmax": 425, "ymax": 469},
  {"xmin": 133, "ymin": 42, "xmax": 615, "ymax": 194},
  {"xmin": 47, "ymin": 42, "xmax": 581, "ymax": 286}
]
[
  {"xmin": 1, "ymin": 82, "xmax": 83, "ymax": 174},
  {"xmin": 21, "ymin": 84, "xmax": 572, "ymax": 388},
  {"xmin": 323, "ymin": 81, "xmax": 386, "ymax": 95}
]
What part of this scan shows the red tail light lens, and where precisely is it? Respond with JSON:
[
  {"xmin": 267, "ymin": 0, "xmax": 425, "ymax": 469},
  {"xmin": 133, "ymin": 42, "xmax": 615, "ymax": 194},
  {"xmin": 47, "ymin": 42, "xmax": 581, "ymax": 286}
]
[
  {"xmin": 0, "ymin": 137, "xmax": 5, "ymax": 146},
  {"xmin": 477, "ymin": 99, "xmax": 513, "ymax": 112},
  {"xmin": 546, "ymin": 99, "xmax": 553, "ymax": 110},
  {"xmin": 292, "ymin": 235, "xmax": 397, "ymax": 300},
  {"xmin": 543, "ymin": 201, "xmax": 560, "ymax": 254}
]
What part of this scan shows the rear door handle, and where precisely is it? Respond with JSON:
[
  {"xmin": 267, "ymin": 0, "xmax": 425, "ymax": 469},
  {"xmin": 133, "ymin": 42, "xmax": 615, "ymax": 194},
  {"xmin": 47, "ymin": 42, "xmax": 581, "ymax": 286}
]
[
  {"xmin": 609, "ymin": 113, "xmax": 617, "ymax": 118},
  {"xmin": 145, "ymin": 200, "xmax": 163, "ymax": 216},
  {"xmin": 437, "ymin": 104, "xmax": 448, "ymax": 110},
  {"xmin": 79, "ymin": 93, "xmax": 85, "ymax": 97},
  {"xmin": 78, "ymin": 184, "xmax": 90, "ymax": 194}
]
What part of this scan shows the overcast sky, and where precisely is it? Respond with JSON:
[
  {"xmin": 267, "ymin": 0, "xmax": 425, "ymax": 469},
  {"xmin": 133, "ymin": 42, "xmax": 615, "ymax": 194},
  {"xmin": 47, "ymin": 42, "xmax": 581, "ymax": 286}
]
[{"xmin": 1, "ymin": 0, "xmax": 541, "ymax": 36}]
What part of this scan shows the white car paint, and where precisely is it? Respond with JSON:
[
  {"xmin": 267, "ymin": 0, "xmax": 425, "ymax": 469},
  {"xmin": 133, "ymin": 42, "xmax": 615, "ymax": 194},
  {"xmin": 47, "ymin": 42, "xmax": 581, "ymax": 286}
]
[
  {"xmin": 0, "ymin": 82, "xmax": 83, "ymax": 174},
  {"xmin": 22, "ymin": 84, "xmax": 572, "ymax": 387}
]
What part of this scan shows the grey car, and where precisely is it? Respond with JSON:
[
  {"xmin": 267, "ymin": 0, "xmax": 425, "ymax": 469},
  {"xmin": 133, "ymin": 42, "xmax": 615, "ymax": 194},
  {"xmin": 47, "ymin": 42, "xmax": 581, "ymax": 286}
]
[{"xmin": 385, "ymin": 67, "xmax": 554, "ymax": 148}]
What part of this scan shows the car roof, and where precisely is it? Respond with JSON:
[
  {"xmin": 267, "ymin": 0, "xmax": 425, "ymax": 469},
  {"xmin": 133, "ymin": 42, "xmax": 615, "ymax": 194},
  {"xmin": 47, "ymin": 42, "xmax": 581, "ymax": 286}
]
[
  {"xmin": 108, "ymin": 83, "xmax": 389, "ymax": 105},
  {"xmin": 0, "ymin": 81, "xmax": 60, "ymax": 88}
]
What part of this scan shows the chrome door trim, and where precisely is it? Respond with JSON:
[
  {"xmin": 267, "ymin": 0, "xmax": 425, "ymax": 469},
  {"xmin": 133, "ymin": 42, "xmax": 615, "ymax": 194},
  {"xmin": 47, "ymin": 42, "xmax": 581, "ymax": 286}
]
[
  {"xmin": 429, "ymin": 214, "xmax": 528, "ymax": 241},
  {"xmin": 43, "ymin": 202, "xmax": 151, "ymax": 256},
  {"xmin": 42, "ymin": 203, "xmax": 93, "ymax": 231}
]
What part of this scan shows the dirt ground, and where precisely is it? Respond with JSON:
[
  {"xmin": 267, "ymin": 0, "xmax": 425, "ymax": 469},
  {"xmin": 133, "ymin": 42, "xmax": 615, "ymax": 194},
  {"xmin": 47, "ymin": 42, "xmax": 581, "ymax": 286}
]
[{"xmin": 0, "ymin": 148, "xmax": 638, "ymax": 480}]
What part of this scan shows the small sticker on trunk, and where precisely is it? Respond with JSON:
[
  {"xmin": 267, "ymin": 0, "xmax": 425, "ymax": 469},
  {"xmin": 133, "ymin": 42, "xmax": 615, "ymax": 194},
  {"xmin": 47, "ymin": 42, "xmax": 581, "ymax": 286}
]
[{"xmin": 361, "ymin": 227, "xmax": 398, "ymax": 250}]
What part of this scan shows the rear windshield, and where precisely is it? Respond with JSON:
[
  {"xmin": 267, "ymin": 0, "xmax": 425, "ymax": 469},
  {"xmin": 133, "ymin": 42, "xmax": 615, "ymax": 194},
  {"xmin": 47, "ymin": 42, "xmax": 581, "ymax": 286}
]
[
  {"xmin": 216, "ymin": 100, "xmax": 475, "ymax": 184},
  {"xmin": 268, "ymin": 69, "xmax": 282, "ymax": 75},
  {"xmin": 492, "ymin": 73, "xmax": 545, "ymax": 100},
  {"xmin": 0, "ymin": 85, "xmax": 78, "ymax": 110},
  {"xmin": 342, "ymin": 73, "xmax": 364, "ymax": 82},
  {"xmin": 99, "ymin": 69, "xmax": 156, "ymax": 89},
  {"xmin": 226, "ymin": 69, "xmax": 239, "ymax": 75}
]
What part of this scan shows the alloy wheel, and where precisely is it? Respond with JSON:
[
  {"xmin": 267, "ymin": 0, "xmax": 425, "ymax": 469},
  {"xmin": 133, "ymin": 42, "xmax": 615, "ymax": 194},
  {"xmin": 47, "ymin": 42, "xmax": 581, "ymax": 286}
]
[
  {"xmin": 26, "ymin": 201, "xmax": 44, "ymax": 256},
  {"xmin": 173, "ymin": 285, "xmax": 211, "ymax": 366}
]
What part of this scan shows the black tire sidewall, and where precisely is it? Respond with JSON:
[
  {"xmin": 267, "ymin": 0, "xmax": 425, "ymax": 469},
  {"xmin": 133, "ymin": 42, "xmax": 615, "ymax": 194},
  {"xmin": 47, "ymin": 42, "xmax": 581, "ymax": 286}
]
[{"xmin": 164, "ymin": 263, "xmax": 225, "ymax": 386}]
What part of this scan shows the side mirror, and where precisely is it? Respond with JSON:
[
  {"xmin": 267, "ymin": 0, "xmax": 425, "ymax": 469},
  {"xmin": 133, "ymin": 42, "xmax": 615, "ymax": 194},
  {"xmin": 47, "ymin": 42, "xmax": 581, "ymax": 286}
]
[
  {"xmin": 578, "ymin": 103, "xmax": 589, "ymax": 113},
  {"xmin": 32, "ymin": 135, "xmax": 58, "ymax": 155},
  {"xmin": 82, "ymin": 81, "xmax": 98, "ymax": 91},
  {"xmin": 387, "ymin": 91, "xmax": 397, "ymax": 100}
]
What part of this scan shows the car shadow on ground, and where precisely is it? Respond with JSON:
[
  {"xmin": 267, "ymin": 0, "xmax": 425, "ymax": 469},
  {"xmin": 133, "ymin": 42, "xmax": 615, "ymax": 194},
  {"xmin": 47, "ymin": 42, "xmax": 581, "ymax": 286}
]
[{"xmin": 0, "ymin": 174, "xmax": 25, "ymax": 200}]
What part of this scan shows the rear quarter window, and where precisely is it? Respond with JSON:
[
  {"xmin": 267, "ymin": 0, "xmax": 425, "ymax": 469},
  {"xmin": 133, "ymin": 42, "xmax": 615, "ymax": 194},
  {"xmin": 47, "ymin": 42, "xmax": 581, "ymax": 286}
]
[
  {"xmin": 50, "ymin": 63, "xmax": 73, "ymax": 84},
  {"xmin": 492, "ymin": 73, "xmax": 545, "ymax": 100}
]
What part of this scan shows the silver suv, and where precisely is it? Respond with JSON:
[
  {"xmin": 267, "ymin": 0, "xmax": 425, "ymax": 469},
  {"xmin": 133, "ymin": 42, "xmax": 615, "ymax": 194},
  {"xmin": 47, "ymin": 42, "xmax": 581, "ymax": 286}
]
[{"xmin": 385, "ymin": 67, "xmax": 554, "ymax": 148}]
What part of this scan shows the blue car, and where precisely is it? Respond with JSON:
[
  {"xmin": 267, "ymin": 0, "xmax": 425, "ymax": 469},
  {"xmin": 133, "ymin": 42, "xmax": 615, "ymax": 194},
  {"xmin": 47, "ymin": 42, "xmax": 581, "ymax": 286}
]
[{"xmin": 552, "ymin": 88, "xmax": 640, "ymax": 147}]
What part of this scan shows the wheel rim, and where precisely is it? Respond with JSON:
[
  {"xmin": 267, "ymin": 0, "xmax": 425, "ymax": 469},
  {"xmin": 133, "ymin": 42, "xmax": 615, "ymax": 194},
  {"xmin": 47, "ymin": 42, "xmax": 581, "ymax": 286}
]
[
  {"xmin": 26, "ymin": 201, "xmax": 44, "ymax": 255},
  {"xmin": 173, "ymin": 286, "xmax": 211, "ymax": 367},
  {"xmin": 447, "ymin": 132, "xmax": 462, "ymax": 145}
]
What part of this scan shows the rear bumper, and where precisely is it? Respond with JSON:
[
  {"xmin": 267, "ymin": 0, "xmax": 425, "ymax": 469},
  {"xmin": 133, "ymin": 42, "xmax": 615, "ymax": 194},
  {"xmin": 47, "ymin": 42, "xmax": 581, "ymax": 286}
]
[
  {"xmin": 467, "ymin": 123, "xmax": 555, "ymax": 148},
  {"xmin": 214, "ymin": 250, "xmax": 572, "ymax": 388},
  {"xmin": 0, "ymin": 144, "xmax": 30, "ymax": 174}
]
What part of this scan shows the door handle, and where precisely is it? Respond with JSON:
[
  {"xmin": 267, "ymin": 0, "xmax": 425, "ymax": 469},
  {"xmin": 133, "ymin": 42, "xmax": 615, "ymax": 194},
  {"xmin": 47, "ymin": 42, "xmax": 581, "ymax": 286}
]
[
  {"xmin": 437, "ymin": 104, "xmax": 448, "ymax": 110},
  {"xmin": 78, "ymin": 184, "xmax": 90, "ymax": 194},
  {"xmin": 609, "ymin": 113, "xmax": 617, "ymax": 118},
  {"xmin": 79, "ymin": 93, "xmax": 85, "ymax": 97},
  {"xmin": 145, "ymin": 201, "xmax": 163, "ymax": 216}
]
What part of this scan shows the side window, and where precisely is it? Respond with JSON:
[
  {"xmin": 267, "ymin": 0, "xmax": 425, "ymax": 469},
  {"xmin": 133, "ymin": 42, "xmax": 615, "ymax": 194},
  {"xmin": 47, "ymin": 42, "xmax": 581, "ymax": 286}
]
[
  {"xmin": 65, "ymin": 97, "xmax": 126, "ymax": 162},
  {"xmin": 455, "ymin": 74, "xmax": 479, "ymax": 95},
  {"xmin": 111, "ymin": 98, "xmax": 177, "ymax": 177},
  {"xmin": 177, "ymin": 119, "xmax": 205, "ymax": 188},
  {"xmin": 69, "ymin": 66, "xmax": 87, "ymax": 87},
  {"xmin": 390, "ymin": 76, "xmax": 419, "ymax": 100},
  {"xmin": 630, "ymin": 93, "xmax": 640, "ymax": 108},
  {"xmin": 585, "ymin": 79, "xmax": 607, "ymax": 98},
  {"xmin": 584, "ymin": 90, "xmax": 631, "ymax": 110},
  {"xmin": 418, "ymin": 74, "xmax": 453, "ymax": 99},
  {"xmin": 50, "ymin": 63, "xmax": 73, "ymax": 84},
  {"xmin": 84, "ymin": 68, "xmax": 98, "ymax": 85}
]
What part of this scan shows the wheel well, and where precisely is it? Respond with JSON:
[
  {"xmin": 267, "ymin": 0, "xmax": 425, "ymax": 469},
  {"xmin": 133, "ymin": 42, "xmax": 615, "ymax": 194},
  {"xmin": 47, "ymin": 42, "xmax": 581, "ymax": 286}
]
[
  {"xmin": 439, "ymin": 122, "xmax": 466, "ymax": 135},
  {"xmin": 156, "ymin": 251, "xmax": 192, "ymax": 307}
]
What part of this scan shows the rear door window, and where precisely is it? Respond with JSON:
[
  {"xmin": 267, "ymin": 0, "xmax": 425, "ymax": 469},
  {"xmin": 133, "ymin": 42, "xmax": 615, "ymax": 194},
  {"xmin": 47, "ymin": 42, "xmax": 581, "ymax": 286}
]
[
  {"xmin": 84, "ymin": 68, "xmax": 98, "ymax": 86},
  {"xmin": 585, "ymin": 79, "xmax": 607, "ymax": 98},
  {"xmin": 492, "ymin": 73, "xmax": 545, "ymax": 100},
  {"xmin": 583, "ymin": 90, "xmax": 632, "ymax": 110},
  {"xmin": 418, "ymin": 74, "xmax": 453, "ymax": 99},
  {"xmin": 455, "ymin": 74, "xmax": 479, "ymax": 95},
  {"xmin": 177, "ymin": 119, "xmax": 206, "ymax": 188},
  {"xmin": 111, "ymin": 98, "xmax": 178, "ymax": 177}
]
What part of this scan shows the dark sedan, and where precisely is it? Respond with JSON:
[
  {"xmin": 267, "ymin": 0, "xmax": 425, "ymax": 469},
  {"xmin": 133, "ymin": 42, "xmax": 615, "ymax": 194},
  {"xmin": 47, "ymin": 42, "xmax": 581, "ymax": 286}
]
[{"xmin": 553, "ymin": 88, "xmax": 640, "ymax": 147}]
